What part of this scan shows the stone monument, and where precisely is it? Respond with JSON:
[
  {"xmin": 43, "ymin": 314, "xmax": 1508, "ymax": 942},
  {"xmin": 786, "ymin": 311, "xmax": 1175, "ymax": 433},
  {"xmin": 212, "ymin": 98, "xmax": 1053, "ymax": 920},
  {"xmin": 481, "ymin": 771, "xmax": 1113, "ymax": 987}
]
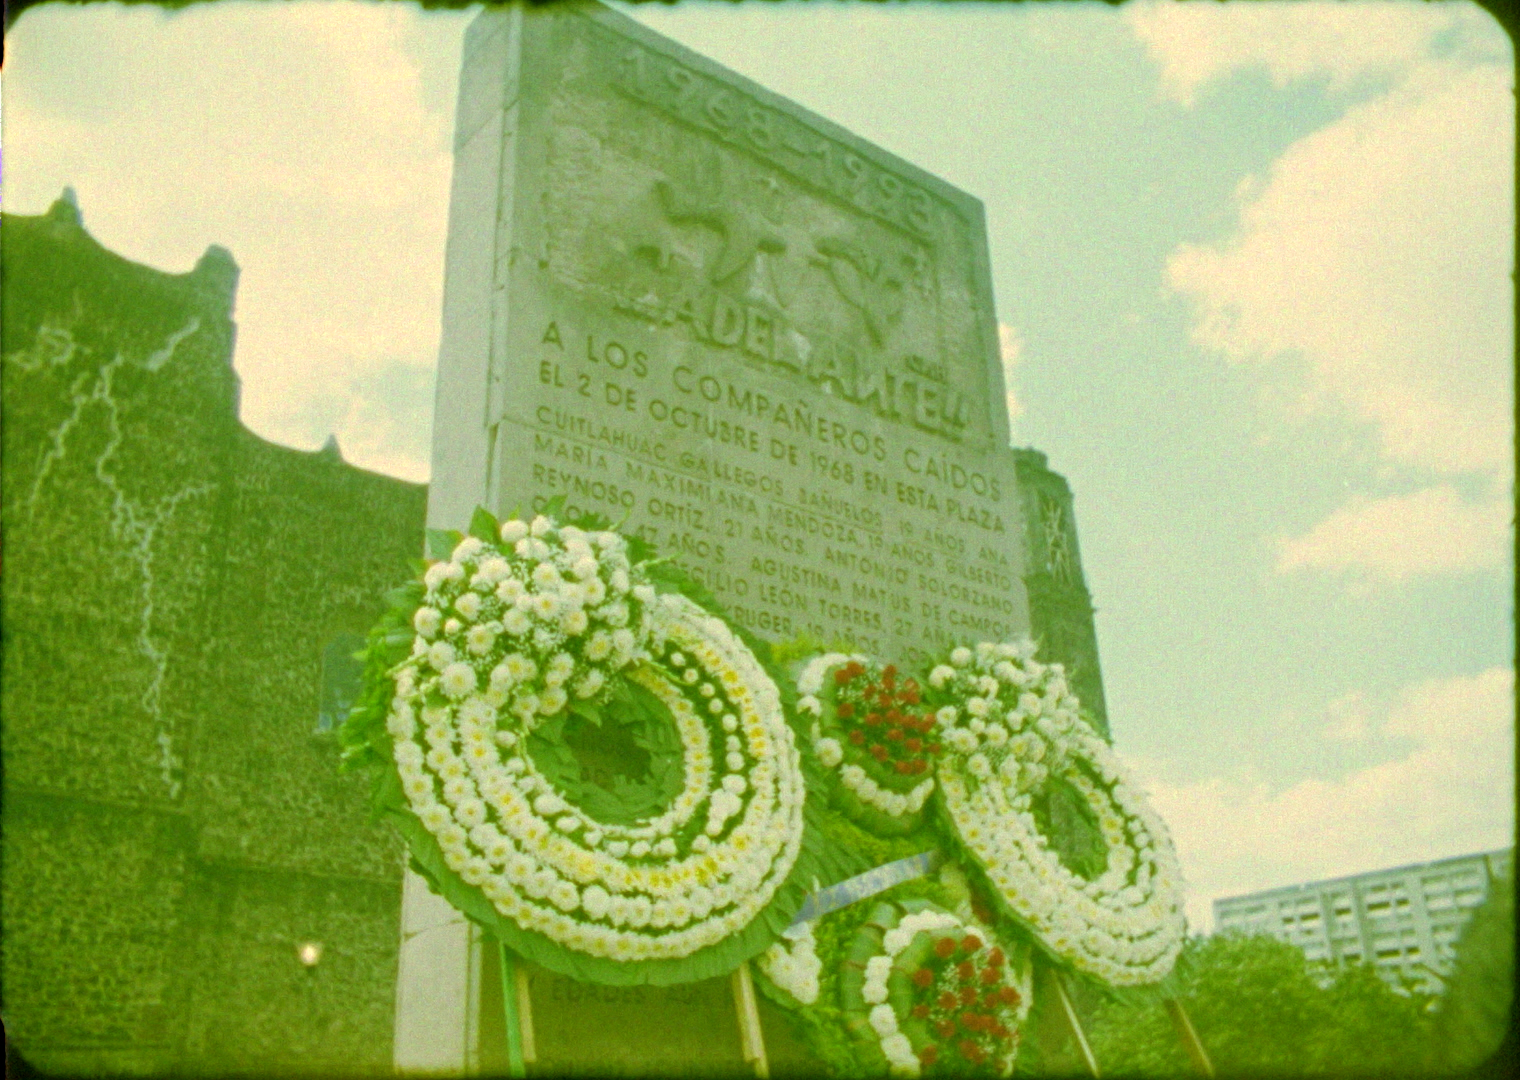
[{"xmin": 397, "ymin": 2, "xmax": 1035, "ymax": 1072}]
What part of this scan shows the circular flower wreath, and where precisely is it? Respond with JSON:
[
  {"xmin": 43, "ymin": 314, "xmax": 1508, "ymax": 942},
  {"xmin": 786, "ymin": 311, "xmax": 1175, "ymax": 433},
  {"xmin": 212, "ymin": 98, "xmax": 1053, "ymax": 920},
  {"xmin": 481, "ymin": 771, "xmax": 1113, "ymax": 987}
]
[
  {"xmin": 927, "ymin": 641, "xmax": 1186, "ymax": 986},
  {"xmin": 376, "ymin": 512, "xmax": 809, "ymax": 978},
  {"xmin": 839, "ymin": 901, "xmax": 1032, "ymax": 1078},
  {"xmin": 797, "ymin": 655, "xmax": 938, "ymax": 834}
]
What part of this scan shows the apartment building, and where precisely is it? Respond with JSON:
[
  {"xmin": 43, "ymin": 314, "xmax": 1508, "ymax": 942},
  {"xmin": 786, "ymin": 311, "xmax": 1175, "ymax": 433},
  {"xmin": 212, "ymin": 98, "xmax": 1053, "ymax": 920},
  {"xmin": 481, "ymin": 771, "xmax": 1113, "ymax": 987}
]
[{"xmin": 1213, "ymin": 848, "xmax": 1513, "ymax": 992}]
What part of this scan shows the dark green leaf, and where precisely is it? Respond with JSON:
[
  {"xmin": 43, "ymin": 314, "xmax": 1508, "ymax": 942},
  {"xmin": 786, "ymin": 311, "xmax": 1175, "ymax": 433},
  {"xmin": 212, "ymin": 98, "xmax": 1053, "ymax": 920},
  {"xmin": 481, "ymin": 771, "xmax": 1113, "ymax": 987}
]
[{"xmin": 468, "ymin": 505, "xmax": 500, "ymax": 543}]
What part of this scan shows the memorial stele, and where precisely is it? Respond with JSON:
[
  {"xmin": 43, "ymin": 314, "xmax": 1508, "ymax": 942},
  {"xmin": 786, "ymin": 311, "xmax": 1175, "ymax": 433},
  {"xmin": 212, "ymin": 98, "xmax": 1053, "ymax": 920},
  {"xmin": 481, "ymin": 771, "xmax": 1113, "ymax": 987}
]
[{"xmin": 396, "ymin": 3, "xmax": 1035, "ymax": 1071}]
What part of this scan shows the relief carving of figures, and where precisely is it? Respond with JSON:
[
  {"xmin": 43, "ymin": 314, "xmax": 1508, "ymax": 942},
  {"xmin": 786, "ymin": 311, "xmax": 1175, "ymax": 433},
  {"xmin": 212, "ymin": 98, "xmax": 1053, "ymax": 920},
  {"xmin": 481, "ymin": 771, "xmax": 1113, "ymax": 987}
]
[{"xmin": 810, "ymin": 235, "xmax": 907, "ymax": 347}]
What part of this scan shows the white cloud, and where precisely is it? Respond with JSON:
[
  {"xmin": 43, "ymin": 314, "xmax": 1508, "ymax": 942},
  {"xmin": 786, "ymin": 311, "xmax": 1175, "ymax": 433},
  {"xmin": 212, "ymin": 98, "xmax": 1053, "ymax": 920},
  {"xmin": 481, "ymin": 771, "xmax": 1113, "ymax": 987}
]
[
  {"xmin": 1277, "ymin": 484, "xmax": 1513, "ymax": 582},
  {"xmin": 1137, "ymin": 668, "xmax": 1515, "ymax": 930},
  {"xmin": 1124, "ymin": 0, "xmax": 1478, "ymax": 106},
  {"xmin": 4, "ymin": 3, "xmax": 469, "ymax": 480},
  {"xmin": 1168, "ymin": 56, "xmax": 1513, "ymax": 480},
  {"xmin": 1143, "ymin": 5, "xmax": 1514, "ymax": 583},
  {"xmin": 998, "ymin": 322, "xmax": 1025, "ymax": 436}
]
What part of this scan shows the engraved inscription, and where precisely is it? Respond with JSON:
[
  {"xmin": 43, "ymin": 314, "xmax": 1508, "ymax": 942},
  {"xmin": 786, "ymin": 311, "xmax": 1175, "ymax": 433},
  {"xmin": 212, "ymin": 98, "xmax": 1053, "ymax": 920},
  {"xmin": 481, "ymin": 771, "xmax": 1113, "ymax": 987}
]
[
  {"xmin": 610, "ymin": 37, "xmax": 939, "ymax": 240},
  {"xmin": 514, "ymin": 315, "xmax": 1019, "ymax": 668}
]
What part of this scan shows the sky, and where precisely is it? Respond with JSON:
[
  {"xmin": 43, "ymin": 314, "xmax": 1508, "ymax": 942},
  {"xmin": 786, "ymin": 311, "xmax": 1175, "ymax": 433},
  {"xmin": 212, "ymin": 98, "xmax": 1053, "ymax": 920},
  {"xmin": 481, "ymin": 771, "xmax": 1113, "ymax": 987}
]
[{"xmin": 4, "ymin": 0, "xmax": 1513, "ymax": 931}]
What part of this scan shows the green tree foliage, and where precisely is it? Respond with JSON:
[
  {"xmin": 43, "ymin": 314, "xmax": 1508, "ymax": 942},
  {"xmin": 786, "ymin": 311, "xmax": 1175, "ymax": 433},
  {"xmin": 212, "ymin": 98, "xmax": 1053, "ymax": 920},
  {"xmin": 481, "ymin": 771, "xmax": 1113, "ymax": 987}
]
[
  {"xmin": 1082, "ymin": 932, "xmax": 1438, "ymax": 1077},
  {"xmin": 1431, "ymin": 869, "xmax": 1514, "ymax": 1074}
]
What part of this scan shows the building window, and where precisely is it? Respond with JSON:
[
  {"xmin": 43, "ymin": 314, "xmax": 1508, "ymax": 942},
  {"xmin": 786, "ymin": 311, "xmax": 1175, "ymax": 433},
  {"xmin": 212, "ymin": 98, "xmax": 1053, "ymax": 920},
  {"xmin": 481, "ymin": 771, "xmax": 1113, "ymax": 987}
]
[{"xmin": 317, "ymin": 632, "xmax": 367, "ymax": 733}]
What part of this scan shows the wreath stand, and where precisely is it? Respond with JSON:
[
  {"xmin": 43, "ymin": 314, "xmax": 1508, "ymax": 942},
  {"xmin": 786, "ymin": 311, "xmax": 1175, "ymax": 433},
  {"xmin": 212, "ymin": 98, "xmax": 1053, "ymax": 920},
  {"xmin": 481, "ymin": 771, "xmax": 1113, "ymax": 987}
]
[
  {"xmin": 492, "ymin": 943, "xmax": 771, "ymax": 1078},
  {"xmin": 492, "ymin": 940, "xmax": 1209, "ymax": 1079},
  {"xmin": 1035, "ymin": 960, "xmax": 1215, "ymax": 1079}
]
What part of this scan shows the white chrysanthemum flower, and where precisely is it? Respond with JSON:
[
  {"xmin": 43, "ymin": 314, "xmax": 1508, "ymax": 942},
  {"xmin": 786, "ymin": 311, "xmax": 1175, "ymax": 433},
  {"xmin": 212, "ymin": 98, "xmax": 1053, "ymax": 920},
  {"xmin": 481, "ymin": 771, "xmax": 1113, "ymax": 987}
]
[
  {"xmin": 549, "ymin": 879, "xmax": 580, "ymax": 912},
  {"xmin": 881, "ymin": 1032, "xmax": 916, "ymax": 1072},
  {"xmin": 476, "ymin": 555, "xmax": 510, "ymax": 582},
  {"xmin": 444, "ymin": 618, "xmax": 463, "ymax": 638},
  {"xmin": 581, "ymin": 884, "xmax": 611, "ymax": 920},
  {"xmin": 815, "ymin": 738, "xmax": 843, "ymax": 768},
  {"xmin": 466, "ymin": 624, "xmax": 496, "ymax": 656},
  {"xmin": 530, "ymin": 515, "xmax": 553, "ymax": 538},
  {"xmin": 452, "ymin": 537, "xmax": 485, "ymax": 564},
  {"xmin": 496, "ymin": 577, "xmax": 525, "ymax": 603},
  {"xmin": 499, "ymin": 519, "xmax": 529, "ymax": 544},
  {"xmin": 413, "ymin": 607, "xmax": 442, "ymax": 638},
  {"xmin": 585, "ymin": 631, "xmax": 612, "ymax": 661},
  {"xmin": 427, "ymin": 640, "xmax": 457, "ymax": 671},
  {"xmin": 868, "ymin": 1004, "xmax": 897, "ymax": 1038},
  {"xmin": 532, "ymin": 592, "xmax": 560, "ymax": 620},
  {"xmin": 950, "ymin": 646, "xmax": 973, "ymax": 667},
  {"xmin": 454, "ymin": 591, "xmax": 482, "ymax": 621},
  {"xmin": 440, "ymin": 662, "xmax": 477, "ymax": 699},
  {"xmin": 561, "ymin": 608, "xmax": 589, "ymax": 636},
  {"xmin": 541, "ymin": 687, "xmax": 568, "ymax": 715}
]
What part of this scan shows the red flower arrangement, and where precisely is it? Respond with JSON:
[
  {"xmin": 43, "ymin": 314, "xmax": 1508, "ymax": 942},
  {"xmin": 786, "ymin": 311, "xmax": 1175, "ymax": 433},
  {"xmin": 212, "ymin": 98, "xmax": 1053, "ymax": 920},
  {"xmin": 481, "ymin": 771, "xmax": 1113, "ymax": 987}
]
[
  {"xmin": 897, "ymin": 931, "xmax": 1025, "ymax": 1076},
  {"xmin": 831, "ymin": 661, "xmax": 940, "ymax": 780}
]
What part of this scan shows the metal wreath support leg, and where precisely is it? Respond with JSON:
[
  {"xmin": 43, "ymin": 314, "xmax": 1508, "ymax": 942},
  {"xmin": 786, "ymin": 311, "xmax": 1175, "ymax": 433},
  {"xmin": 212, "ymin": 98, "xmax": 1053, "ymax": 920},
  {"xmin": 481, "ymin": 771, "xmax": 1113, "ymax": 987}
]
[
  {"xmin": 732, "ymin": 961, "xmax": 771, "ymax": 1078},
  {"xmin": 1165, "ymin": 997, "xmax": 1214, "ymax": 1078},
  {"xmin": 497, "ymin": 942, "xmax": 535, "ymax": 1077}
]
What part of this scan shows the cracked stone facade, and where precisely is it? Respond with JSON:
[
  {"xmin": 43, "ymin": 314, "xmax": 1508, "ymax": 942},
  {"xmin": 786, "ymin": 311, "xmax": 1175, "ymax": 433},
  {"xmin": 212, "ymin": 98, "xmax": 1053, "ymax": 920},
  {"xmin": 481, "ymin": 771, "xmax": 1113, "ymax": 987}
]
[{"xmin": 2, "ymin": 197, "xmax": 427, "ymax": 1076}]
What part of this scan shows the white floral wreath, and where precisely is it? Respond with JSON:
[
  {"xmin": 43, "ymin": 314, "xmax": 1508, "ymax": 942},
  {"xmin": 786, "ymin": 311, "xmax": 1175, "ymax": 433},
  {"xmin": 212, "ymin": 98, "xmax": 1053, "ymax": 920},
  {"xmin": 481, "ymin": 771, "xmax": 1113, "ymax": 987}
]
[
  {"xmin": 930, "ymin": 641, "xmax": 1187, "ymax": 986},
  {"xmin": 797, "ymin": 654, "xmax": 935, "ymax": 826},
  {"xmin": 857, "ymin": 906, "xmax": 1033, "ymax": 1078},
  {"xmin": 386, "ymin": 516, "xmax": 806, "ymax": 962}
]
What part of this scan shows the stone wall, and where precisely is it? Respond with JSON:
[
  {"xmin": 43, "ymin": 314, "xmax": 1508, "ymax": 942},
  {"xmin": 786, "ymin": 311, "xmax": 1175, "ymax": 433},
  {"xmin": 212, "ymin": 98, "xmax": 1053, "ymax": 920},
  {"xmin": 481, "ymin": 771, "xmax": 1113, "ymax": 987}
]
[
  {"xmin": 1012, "ymin": 448, "xmax": 1110, "ymax": 738},
  {"xmin": 2, "ymin": 196, "xmax": 426, "ymax": 1076},
  {"xmin": 1, "ymin": 195, "xmax": 1109, "ymax": 1075}
]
